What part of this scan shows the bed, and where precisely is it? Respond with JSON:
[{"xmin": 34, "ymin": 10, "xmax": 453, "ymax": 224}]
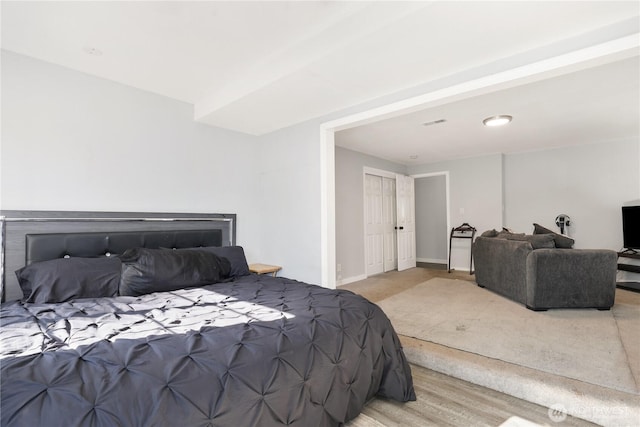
[{"xmin": 0, "ymin": 211, "xmax": 415, "ymax": 426}]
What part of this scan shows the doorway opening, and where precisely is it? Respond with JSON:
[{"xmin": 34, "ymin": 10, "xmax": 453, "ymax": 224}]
[{"xmin": 414, "ymin": 172, "xmax": 450, "ymax": 269}]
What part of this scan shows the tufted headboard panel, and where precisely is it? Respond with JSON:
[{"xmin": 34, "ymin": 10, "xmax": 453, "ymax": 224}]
[
  {"xmin": 26, "ymin": 230, "xmax": 223, "ymax": 265},
  {"xmin": 1, "ymin": 210, "xmax": 236, "ymax": 302}
]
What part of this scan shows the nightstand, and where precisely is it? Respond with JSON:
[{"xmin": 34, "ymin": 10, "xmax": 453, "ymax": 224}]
[{"xmin": 249, "ymin": 263, "xmax": 282, "ymax": 277}]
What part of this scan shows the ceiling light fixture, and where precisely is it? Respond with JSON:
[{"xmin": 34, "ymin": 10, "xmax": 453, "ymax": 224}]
[
  {"xmin": 483, "ymin": 115, "xmax": 512, "ymax": 127},
  {"xmin": 409, "ymin": 155, "xmax": 418, "ymax": 160}
]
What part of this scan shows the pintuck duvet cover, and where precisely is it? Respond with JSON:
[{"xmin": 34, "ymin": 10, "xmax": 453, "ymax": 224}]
[{"xmin": 1, "ymin": 274, "xmax": 415, "ymax": 427}]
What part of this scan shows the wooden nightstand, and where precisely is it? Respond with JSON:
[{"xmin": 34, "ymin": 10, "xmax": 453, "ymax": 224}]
[{"xmin": 249, "ymin": 263, "xmax": 282, "ymax": 277}]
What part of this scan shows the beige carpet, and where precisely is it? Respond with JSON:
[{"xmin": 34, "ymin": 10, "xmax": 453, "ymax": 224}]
[{"xmin": 376, "ymin": 278, "xmax": 639, "ymax": 395}]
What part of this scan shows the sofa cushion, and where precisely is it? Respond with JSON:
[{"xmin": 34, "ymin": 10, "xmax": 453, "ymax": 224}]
[
  {"xmin": 533, "ymin": 223, "xmax": 575, "ymax": 248},
  {"xmin": 503, "ymin": 233, "xmax": 556, "ymax": 249}
]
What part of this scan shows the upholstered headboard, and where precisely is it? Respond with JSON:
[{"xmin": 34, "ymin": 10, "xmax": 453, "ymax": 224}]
[
  {"xmin": 25, "ymin": 230, "xmax": 223, "ymax": 265},
  {"xmin": 1, "ymin": 211, "xmax": 236, "ymax": 302}
]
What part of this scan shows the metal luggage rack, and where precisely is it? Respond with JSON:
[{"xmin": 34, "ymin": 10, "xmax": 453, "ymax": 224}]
[{"xmin": 448, "ymin": 222, "xmax": 476, "ymax": 274}]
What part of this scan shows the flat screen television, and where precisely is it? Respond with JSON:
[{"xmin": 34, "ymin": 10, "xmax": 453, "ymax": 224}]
[{"xmin": 622, "ymin": 205, "xmax": 640, "ymax": 250}]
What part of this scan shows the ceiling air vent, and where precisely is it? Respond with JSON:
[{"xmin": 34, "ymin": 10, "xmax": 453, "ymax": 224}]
[{"xmin": 422, "ymin": 119, "xmax": 447, "ymax": 127}]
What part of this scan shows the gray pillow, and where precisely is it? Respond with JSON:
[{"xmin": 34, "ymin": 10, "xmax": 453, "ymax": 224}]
[
  {"xmin": 176, "ymin": 246, "xmax": 250, "ymax": 277},
  {"xmin": 480, "ymin": 229, "xmax": 499, "ymax": 238},
  {"xmin": 532, "ymin": 223, "xmax": 575, "ymax": 248},
  {"xmin": 496, "ymin": 231, "xmax": 525, "ymax": 239},
  {"xmin": 119, "ymin": 248, "xmax": 231, "ymax": 297},
  {"xmin": 503, "ymin": 233, "xmax": 556, "ymax": 249},
  {"xmin": 16, "ymin": 257, "xmax": 121, "ymax": 303},
  {"xmin": 192, "ymin": 246, "xmax": 250, "ymax": 277}
]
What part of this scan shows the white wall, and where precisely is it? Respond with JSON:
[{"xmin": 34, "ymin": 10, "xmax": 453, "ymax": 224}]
[
  {"xmin": 335, "ymin": 146, "xmax": 407, "ymax": 283},
  {"xmin": 0, "ymin": 50, "xmax": 332, "ymax": 286},
  {"xmin": 251, "ymin": 121, "xmax": 325, "ymax": 285},
  {"xmin": 504, "ymin": 139, "xmax": 639, "ymax": 250},
  {"xmin": 1, "ymin": 51, "xmax": 262, "ymax": 259}
]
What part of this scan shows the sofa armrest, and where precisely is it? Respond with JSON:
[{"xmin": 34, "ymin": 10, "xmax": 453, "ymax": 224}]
[
  {"xmin": 473, "ymin": 237, "xmax": 532, "ymax": 304},
  {"xmin": 526, "ymin": 249, "xmax": 617, "ymax": 309}
]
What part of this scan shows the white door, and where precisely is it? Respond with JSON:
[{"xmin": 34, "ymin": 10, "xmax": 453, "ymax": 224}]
[
  {"xmin": 396, "ymin": 174, "xmax": 416, "ymax": 271},
  {"xmin": 382, "ymin": 177, "xmax": 397, "ymax": 271},
  {"xmin": 365, "ymin": 174, "xmax": 384, "ymax": 276}
]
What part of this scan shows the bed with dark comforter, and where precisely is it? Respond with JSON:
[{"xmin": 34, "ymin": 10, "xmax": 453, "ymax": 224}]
[{"xmin": 1, "ymin": 241, "xmax": 414, "ymax": 426}]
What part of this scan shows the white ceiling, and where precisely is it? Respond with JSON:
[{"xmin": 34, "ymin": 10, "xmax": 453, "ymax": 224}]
[
  {"xmin": 2, "ymin": 1, "xmax": 639, "ymax": 162},
  {"xmin": 336, "ymin": 57, "xmax": 640, "ymax": 164}
]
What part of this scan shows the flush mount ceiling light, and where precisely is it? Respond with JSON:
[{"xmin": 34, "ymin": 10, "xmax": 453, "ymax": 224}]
[{"xmin": 483, "ymin": 115, "xmax": 512, "ymax": 127}]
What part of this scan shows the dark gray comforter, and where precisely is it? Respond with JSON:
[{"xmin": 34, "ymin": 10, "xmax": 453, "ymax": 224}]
[{"xmin": 1, "ymin": 274, "xmax": 415, "ymax": 426}]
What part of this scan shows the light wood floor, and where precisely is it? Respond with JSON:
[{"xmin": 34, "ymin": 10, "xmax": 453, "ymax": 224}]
[
  {"xmin": 352, "ymin": 363, "xmax": 596, "ymax": 427},
  {"xmin": 341, "ymin": 267, "xmax": 596, "ymax": 427}
]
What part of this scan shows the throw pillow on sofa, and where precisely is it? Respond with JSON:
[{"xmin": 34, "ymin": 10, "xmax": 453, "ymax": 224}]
[
  {"xmin": 481, "ymin": 229, "xmax": 499, "ymax": 237},
  {"xmin": 532, "ymin": 223, "xmax": 575, "ymax": 248},
  {"xmin": 496, "ymin": 230, "xmax": 525, "ymax": 239},
  {"xmin": 502, "ymin": 233, "xmax": 556, "ymax": 249}
]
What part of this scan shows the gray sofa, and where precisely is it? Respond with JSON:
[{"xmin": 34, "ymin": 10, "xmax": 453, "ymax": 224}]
[{"xmin": 473, "ymin": 232, "xmax": 617, "ymax": 310}]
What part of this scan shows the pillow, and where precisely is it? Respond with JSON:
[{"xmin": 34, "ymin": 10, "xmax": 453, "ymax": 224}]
[
  {"xmin": 480, "ymin": 229, "xmax": 499, "ymax": 238},
  {"xmin": 119, "ymin": 247, "xmax": 231, "ymax": 297},
  {"xmin": 496, "ymin": 231, "xmax": 525, "ymax": 239},
  {"xmin": 532, "ymin": 223, "xmax": 575, "ymax": 248},
  {"xmin": 503, "ymin": 233, "xmax": 556, "ymax": 249},
  {"xmin": 179, "ymin": 246, "xmax": 250, "ymax": 277},
  {"xmin": 15, "ymin": 257, "xmax": 121, "ymax": 303}
]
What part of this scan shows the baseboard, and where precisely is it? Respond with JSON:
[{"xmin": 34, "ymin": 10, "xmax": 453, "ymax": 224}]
[
  {"xmin": 448, "ymin": 265, "xmax": 472, "ymax": 273},
  {"xmin": 616, "ymin": 281, "xmax": 640, "ymax": 293},
  {"xmin": 416, "ymin": 257, "xmax": 447, "ymax": 264},
  {"xmin": 337, "ymin": 274, "xmax": 367, "ymax": 286}
]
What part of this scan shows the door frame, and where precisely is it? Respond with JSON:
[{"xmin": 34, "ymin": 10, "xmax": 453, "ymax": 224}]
[
  {"xmin": 412, "ymin": 171, "xmax": 451, "ymax": 266},
  {"xmin": 363, "ymin": 166, "xmax": 399, "ymax": 278}
]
